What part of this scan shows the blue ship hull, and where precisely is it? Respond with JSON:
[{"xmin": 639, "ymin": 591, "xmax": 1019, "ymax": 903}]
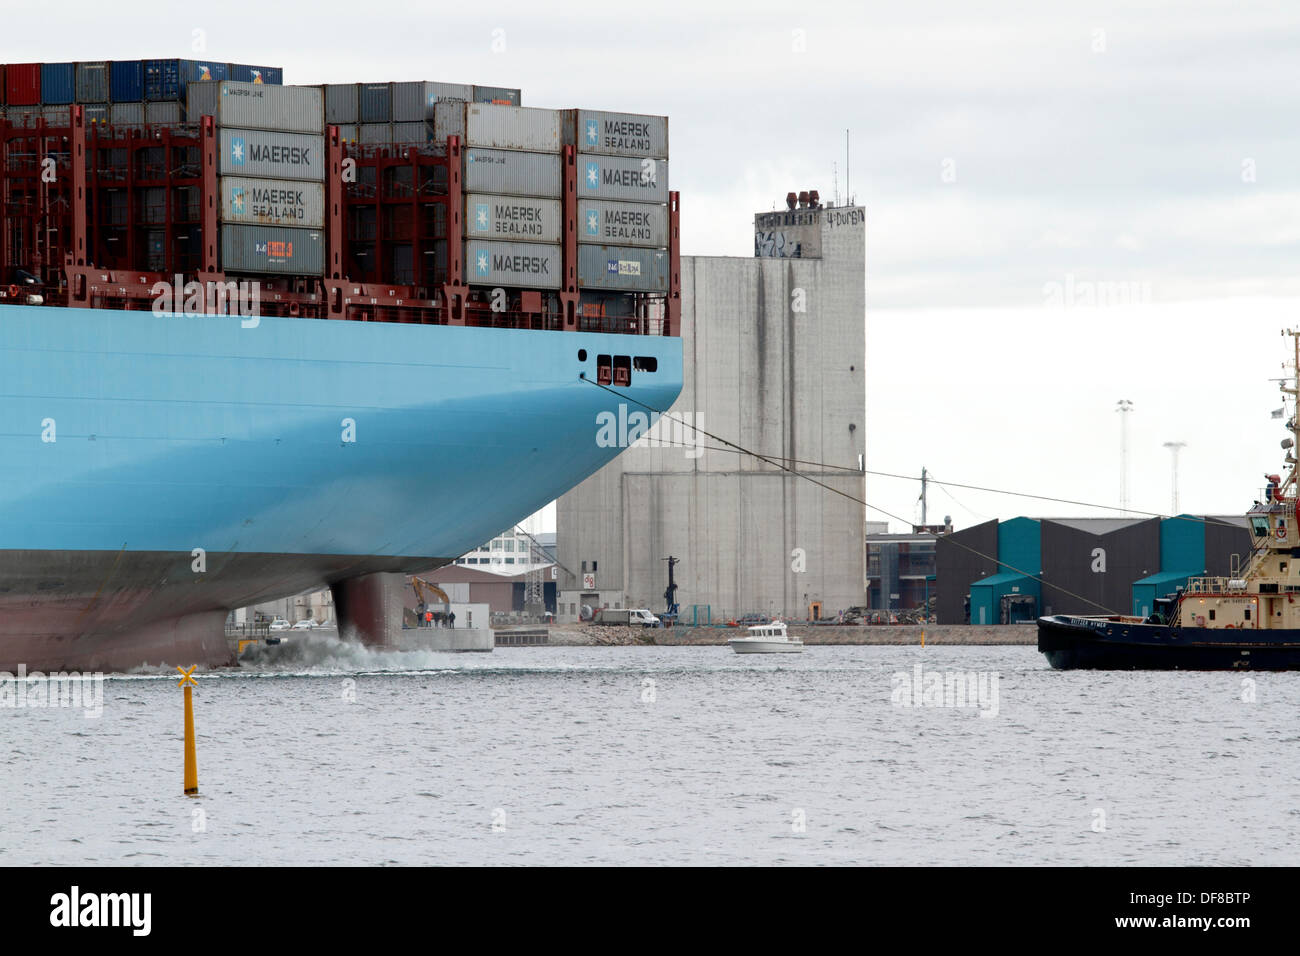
[
  {"xmin": 0, "ymin": 304, "xmax": 682, "ymax": 670},
  {"xmin": 1038, "ymin": 615, "xmax": 1300, "ymax": 670}
]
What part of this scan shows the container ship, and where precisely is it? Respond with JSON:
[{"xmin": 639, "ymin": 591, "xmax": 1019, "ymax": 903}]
[
  {"xmin": 0, "ymin": 59, "xmax": 682, "ymax": 671},
  {"xmin": 1038, "ymin": 330, "xmax": 1300, "ymax": 670}
]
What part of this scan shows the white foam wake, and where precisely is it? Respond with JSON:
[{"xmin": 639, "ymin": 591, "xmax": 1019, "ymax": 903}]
[{"xmin": 237, "ymin": 633, "xmax": 468, "ymax": 674}]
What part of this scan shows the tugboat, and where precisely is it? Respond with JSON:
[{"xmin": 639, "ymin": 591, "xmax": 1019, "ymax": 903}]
[{"xmin": 1038, "ymin": 330, "xmax": 1300, "ymax": 670}]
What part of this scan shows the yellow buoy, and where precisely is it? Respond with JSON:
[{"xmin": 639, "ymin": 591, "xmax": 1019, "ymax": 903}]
[{"xmin": 177, "ymin": 665, "xmax": 198, "ymax": 795}]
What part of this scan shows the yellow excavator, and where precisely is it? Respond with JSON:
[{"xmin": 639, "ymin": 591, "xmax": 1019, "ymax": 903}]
[{"xmin": 407, "ymin": 576, "xmax": 452, "ymax": 627}]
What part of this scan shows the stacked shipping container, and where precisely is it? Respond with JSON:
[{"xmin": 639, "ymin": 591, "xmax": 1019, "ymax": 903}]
[
  {"xmin": 324, "ymin": 80, "xmax": 517, "ymax": 145},
  {"xmin": 446, "ymin": 104, "xmax": 668, "ymax": 295},
  {"xmin": 189, "ymin": 81, "xmax": 326, "ymax": 275},
  {"xmin": 569, "ymin": 109, "xmax": 670, "ymax": 294},
  {"xmin": 0, "ymin": 58, "xmax": 283, "ymax": 128},
  {"xmin": 1, "ymin": 61, "xmax": 674, "ymax": 319},
  {"xmin": 443, "ymin": 103, "xmax": 565, "ymax": 291}
]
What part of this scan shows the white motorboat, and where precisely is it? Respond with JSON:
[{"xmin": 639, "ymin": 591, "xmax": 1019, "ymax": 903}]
[{"xmin": 727, "ymin": 621, "xmax": 803, "ymax": 654}]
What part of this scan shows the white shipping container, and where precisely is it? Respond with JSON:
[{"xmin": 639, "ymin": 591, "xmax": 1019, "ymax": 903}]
[
  {"xmin": 392, "ymin": 121, "xmax": 430, "ymax": 143},
  {"xmin": 435, "ymin": 103, "xmax": 561, "ymax": 152},
  {"xmin": 466, "ymin": 240, "xmax": 561, "ymax": 289},
  {"xmin": 465, "ymin": 193, "xmax": 562, "ymax": 243},
  {"xmin": 188, "ymin": 81, "xmax": 323, "ymax": 133},
  {"xmin": 110, "ymin": 102, "xmax": 145, "ymax": 125},
  {"xmin": 577, "ymin": 154, "xmax": 668, "ymax": 203},
  {"xmin": 468, "ymin": 104, "xmax": 560, "ymax": 151},
  {"xmin": 569, "ymin": 109, "xmax": 668, "ymax": 159},
  {"xmin": 219, "ymin": 128, "xmax": 325, "ymax": 181},
  {"xmin": 220, "ymin": 176, "xmax": 325, "ymax": 228},
  {"xmin": 144, "ymin": 101, "xmax": 181, "ymax": 125},
  {"xmin": 578, "ymin": 199, "xmax": 668, "ymax": 248},
  {"xmin": 431, "ymin": 100, "xmax": 463, "ymax": 144},
  {"xmin": 463, "ymin": 148, "xmax": 560, "ymax": 199}
]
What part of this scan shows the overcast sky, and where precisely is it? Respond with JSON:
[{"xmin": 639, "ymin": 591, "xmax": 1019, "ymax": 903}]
[{"xmin": 8, "ymin": 1, "xmax": 1300, "ymax": 533}]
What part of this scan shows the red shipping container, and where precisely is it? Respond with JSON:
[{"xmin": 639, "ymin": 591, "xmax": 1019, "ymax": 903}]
[
  {"xmin": 0, "ymin": 65, "xmax": 5, "ymax": 106},
  {"xmin": 6, "ymin": 63, "xmax": 41, "ymax": 105}
]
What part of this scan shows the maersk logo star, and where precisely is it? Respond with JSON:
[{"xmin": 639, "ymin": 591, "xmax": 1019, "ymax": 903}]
[
  {"xmin": 476, "ymin": 251, "xmax": 490, "ymax": 276},
  {"xmin": 230, "ymin": 187, "xmax": 244, "ymax": 215},
  {"xmin": 586, "ymin": 211, "xmax": 599, "ymax": 235},
  {"xmin": 585, "ymin": 162, "xmax": 599, "ymax": 188},
  {"xmin": 476, "ymin": 204, "xmax": 490, "ymax": 229},
  {"xmin": 230, "ymin": 138, "xmax": 245, "ymax": 165},
  {"xmin": 586, "ymin": 120, "xmax": 598, "ymax": 145}
]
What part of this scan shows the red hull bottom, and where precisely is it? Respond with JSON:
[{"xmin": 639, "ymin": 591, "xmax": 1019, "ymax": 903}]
[
  {"xmin": 8, "ymin": 609, "xmax": 234, "ymax": 673},
  {"xmin": 0, "ymin": 549, "xmax": 450, "ymax": 672}
]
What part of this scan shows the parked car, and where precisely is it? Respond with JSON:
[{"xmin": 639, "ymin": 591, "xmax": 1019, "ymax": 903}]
[
  {"xmin": 292, "ymin": 619, "xmax": 317, "ymax": 630},
  {"xmin": 593, "ymin": 608, "xmax": 660, "ymax": 626},
  {"xmin": 268, "ymin": 618, "xmax": 291, "ymax": 631}
]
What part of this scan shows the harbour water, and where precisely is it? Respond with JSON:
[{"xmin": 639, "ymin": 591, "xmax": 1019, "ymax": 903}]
[{"xmin": 3, "ymin": 641, "xmax": 1297, "ymax": 866}]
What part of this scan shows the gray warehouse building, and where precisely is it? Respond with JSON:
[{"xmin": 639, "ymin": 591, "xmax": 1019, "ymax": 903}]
[{"xmin": 556, "ymin": 197, "xmax": 866, "ymax": 622}]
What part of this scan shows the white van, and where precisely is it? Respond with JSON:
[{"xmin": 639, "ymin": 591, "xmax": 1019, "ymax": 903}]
[{"xmin": 628, "ymin": 609, "xmax": 660, "ymax": 627}]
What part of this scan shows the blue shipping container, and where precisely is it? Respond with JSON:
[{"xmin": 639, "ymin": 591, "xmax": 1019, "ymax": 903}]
[
  {"xmin": 144, "ymin": 59, "xmax": 228, "ymax": 101},
  {"xmin": 228, "ymin": 64, "xmax": 283, "ymax": 85},
  {"xmin": 183, "ymin": 60, "xmax": 228, "ymax": 97},
  {"xmin": 110, "ymin": 60, "xmax": 143, "ymax": 102},
  {"xmin": 144, "ymin": 59, "xmax": 178, "ymax": 101},
  {"xmin": 41, "ymin": 62, "xmax": 75, "ymax": 104}
]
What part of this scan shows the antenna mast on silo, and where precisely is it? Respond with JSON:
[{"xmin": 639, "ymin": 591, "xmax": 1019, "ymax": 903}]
[{"xmin": 845, "ymin": 129, "xmax": 850, "ymax": 205}]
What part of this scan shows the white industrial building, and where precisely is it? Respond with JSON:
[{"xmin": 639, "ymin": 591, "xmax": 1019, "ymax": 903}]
[
  {"xmin": 556, "ymin": 197, "xmax": 866, "ymax": 623},
  {"xmin": 452, "ymin": 528, "xmax": 556, "ymax": 571}
]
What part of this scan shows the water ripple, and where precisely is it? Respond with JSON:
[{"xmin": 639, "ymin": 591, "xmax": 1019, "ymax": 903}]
[{"xmin": 3, "ymin": 644, "xmax": 1298, "ymax": 865}]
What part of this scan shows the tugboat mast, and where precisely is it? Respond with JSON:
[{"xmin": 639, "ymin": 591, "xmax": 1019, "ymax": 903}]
[{"xmin": 1283, "ymin": 329, "xmax": 1300, "ymax": 500}]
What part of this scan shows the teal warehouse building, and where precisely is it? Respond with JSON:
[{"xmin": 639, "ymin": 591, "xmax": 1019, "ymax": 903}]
[{"xmin": 935, "ymin": 515, "xmax": 1251, "ymax": 624}]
